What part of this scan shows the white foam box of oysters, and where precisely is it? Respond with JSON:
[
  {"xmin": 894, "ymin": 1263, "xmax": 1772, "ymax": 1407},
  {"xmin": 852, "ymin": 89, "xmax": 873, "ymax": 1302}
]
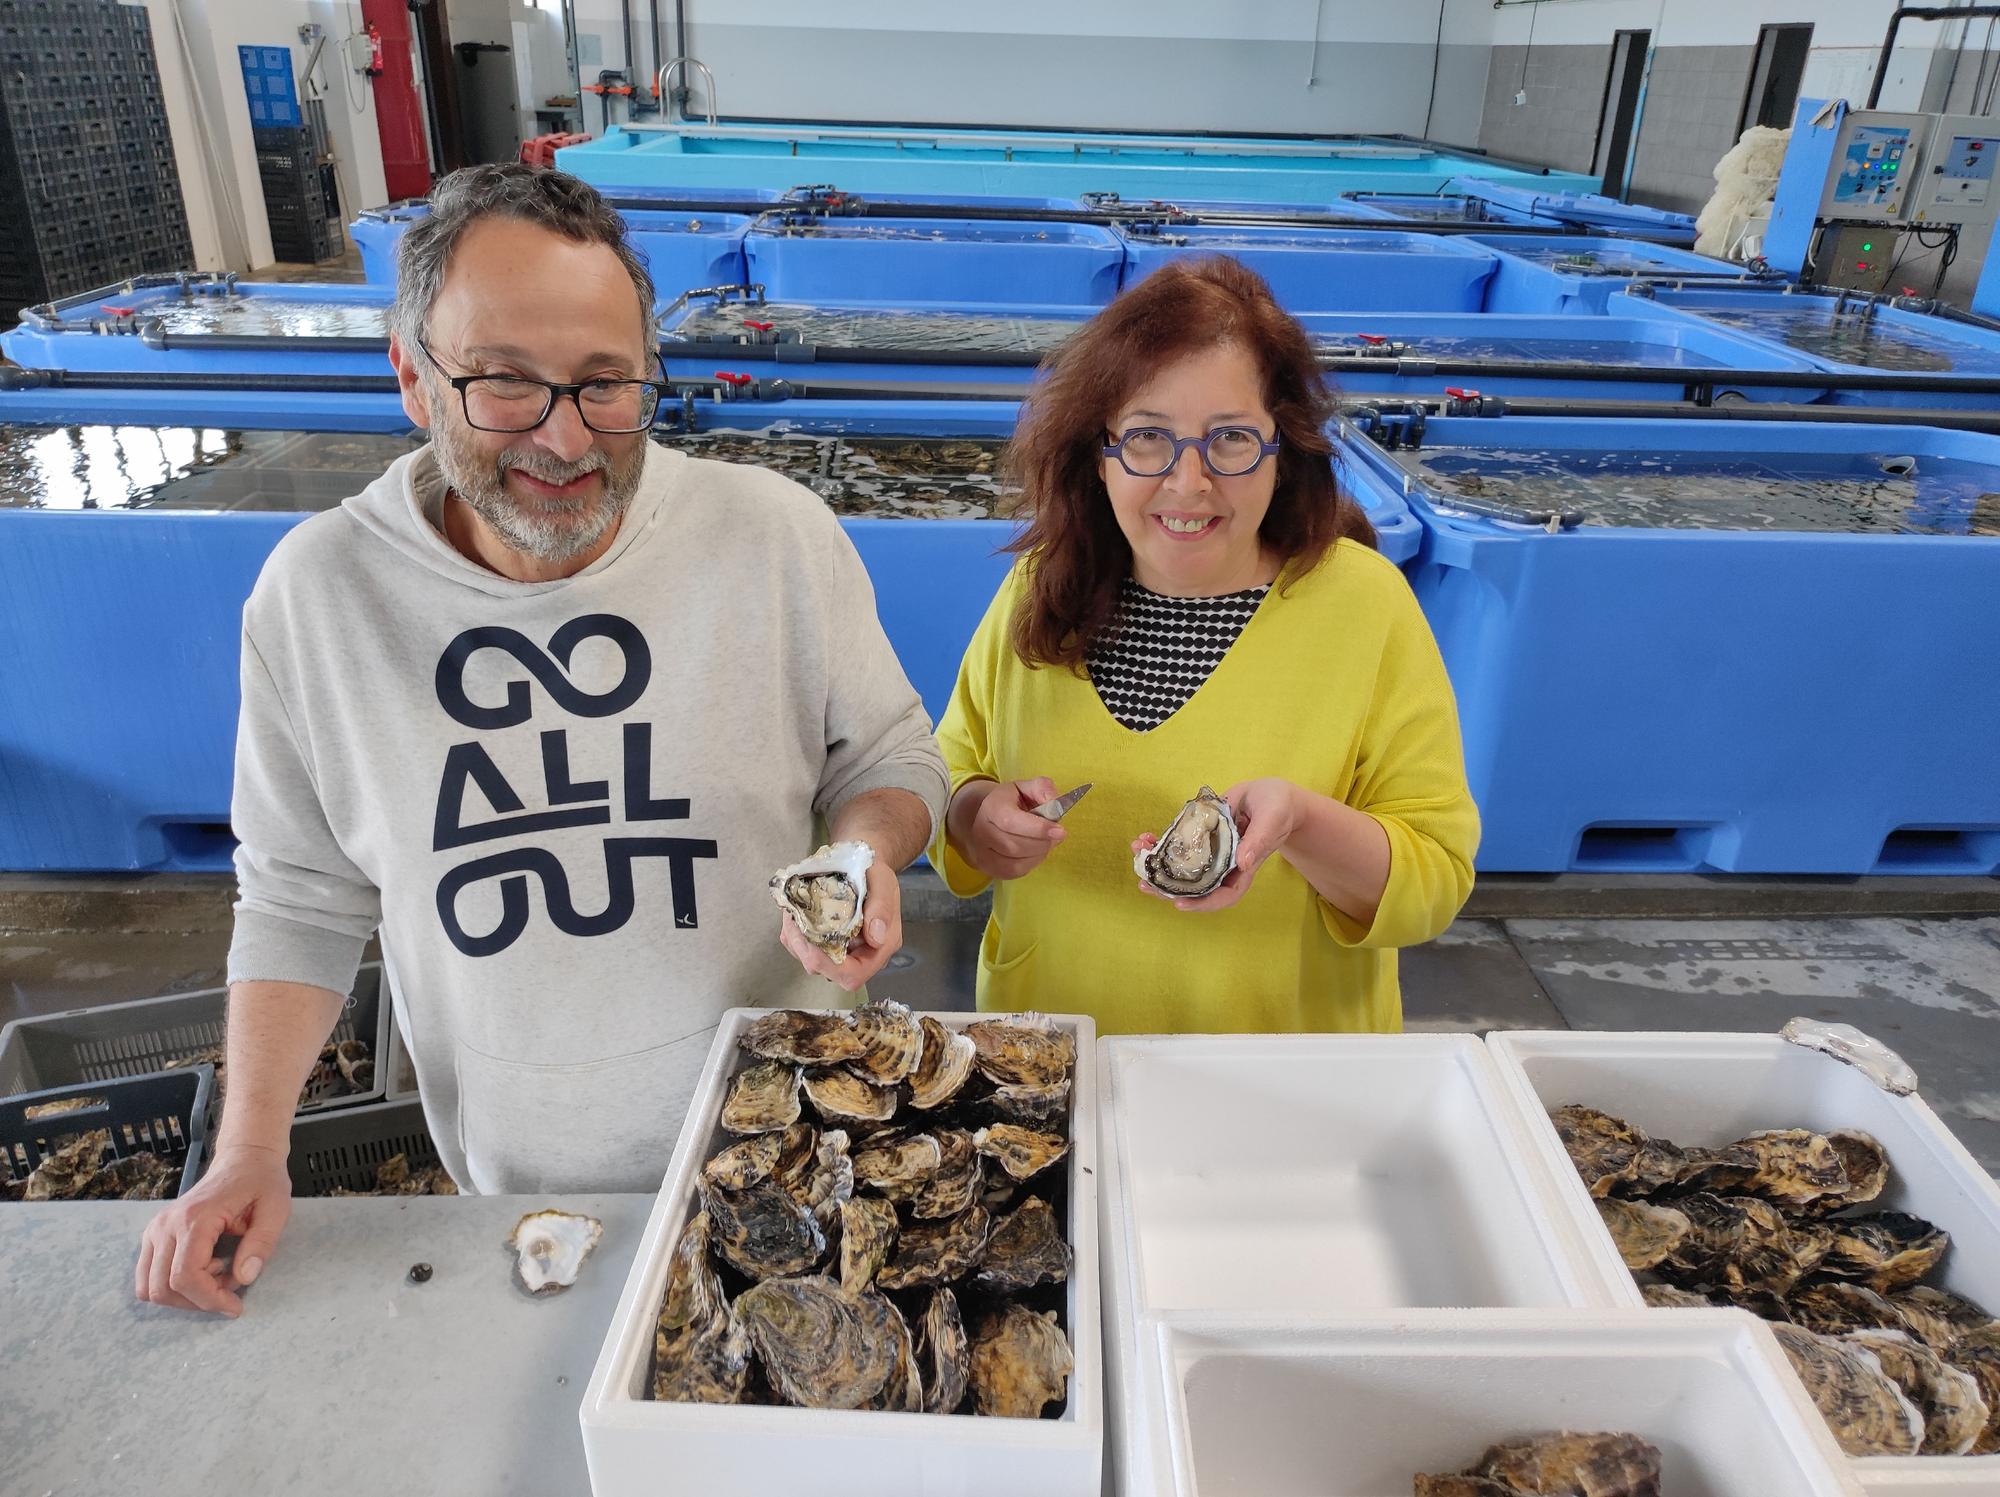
[
  {"xmin": 578, "ymin": 1006, "xmax": 1102, "ymax": 1497},
  {"xmin": 1151, "ymin": 1308, "xmax": 1864, "ymax": 1496},
  {"xmin": 1095, "ymin": 1034, "xmax": 1638, "ymax": 1496},
  {"xmin": 1486, "ymin": 1029, "xmax": 2000, "ymax": 1496}
]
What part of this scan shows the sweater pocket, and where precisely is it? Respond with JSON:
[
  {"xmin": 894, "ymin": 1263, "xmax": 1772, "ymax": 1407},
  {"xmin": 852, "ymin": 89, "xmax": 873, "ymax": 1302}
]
[
  {"xmin": 453, "ymin": 1027, "xmax": 717, "ymax": 1195},
  {"xmin": 975, "ymin": 919, "xmax": 1039, "ymax": 1010}
]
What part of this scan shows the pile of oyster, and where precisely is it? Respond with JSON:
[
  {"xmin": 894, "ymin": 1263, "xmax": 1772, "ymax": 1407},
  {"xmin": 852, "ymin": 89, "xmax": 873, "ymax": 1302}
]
[
  {"xmin": 168, "ymin": 1035, "xmax": 375, "ymax": 1108},
  {"xmin": 1416, "ymin": 1431, "xmax": 1662, "ymax": 1496},
  {"xmin": 652, "ymin": 1000, "xmax": 1076, "ymax": 1419},
  {"xmin": 1, "ymin": 1127, "xmax": 181, "ymax": 1202},
  {"xmin": 324, "ymin": 1152, "xmax": 458, "ymax": 1197},
  {"xmin": 1558, "ymin": 1104, "xmax": 2000, "ymax": 1458}
]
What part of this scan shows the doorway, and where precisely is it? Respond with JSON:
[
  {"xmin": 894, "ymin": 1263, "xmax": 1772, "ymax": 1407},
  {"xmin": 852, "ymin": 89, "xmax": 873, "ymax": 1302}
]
[
  {"xmin": 1594, "ymin": 30, "xmax": 1649, "ymax": 202},
  {"xmin": 1741, "ymin": 24, "xmax": 1814, "ymax": 134}
]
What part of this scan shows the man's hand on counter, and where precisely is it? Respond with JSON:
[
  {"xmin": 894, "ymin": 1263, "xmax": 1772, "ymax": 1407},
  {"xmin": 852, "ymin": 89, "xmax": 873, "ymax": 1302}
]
[{"xmin": 134, "ymin": 1143, "xmax": 294, "ymax": 1317}]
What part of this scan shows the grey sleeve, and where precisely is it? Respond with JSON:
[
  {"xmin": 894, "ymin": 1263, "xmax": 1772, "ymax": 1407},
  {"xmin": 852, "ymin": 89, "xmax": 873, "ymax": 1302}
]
[
  {"xmin": 811, "ymin": 526, "xmax": 950, "ymax": 847},
  {"xmin": 227, "ymin": 631, "xmax": 382, "ymax": 994}
]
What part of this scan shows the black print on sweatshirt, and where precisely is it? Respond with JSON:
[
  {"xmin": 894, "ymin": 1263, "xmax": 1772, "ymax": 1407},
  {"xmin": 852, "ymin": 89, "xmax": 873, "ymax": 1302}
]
[{"xmin": 430, "ymin": 615, "xmax": 719, "ymax": 957}]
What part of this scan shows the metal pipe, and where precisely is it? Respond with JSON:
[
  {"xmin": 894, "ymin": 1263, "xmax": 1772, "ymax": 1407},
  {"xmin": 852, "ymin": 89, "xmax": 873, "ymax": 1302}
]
[
  {"xmin": 655, "ymin": 57, "xmax": 715, "ymax": 126},
  {"xmin": 1419, "ymin": 396, "xmax": 2000, "ymax": 433},
  {"xmin": 1868, "ymin": 5, "xmax": 2000, "ymax": 108},
  {"xmin": 620, "ymin": 0, "xmax": 634, "ymax": 112},
  {"xmin": 0, "ymin": 369, "xmax": 403, "ymax": 393},
  {"xmin": 645, "ymin": 0, "xmax": 663, "ymax": 114}
]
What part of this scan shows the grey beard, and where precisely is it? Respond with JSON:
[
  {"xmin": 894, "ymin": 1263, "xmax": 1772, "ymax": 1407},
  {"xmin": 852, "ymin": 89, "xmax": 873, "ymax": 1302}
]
[{"xmin": 431, "ymin": 411, "xmax": 646, "ymax": 565}]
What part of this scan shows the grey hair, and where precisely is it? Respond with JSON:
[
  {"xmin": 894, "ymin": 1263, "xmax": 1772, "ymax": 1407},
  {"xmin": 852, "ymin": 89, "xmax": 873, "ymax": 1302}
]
[{"xmin": 391, "ymin": 163, "xmax": 657, "ymax": 361}]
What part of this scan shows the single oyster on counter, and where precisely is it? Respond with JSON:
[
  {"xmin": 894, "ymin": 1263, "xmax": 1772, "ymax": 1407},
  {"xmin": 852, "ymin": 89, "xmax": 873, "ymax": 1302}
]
[
  {"xmin": 802, "ymin": 1066, "xmax": 899, "ymax": 1125},
  {"xmin": 1456, "ymin": 1431, "xmax": 1663, "ymax": 1497},
  {"xmin": 653, "ymin": 1212, "xmax": 752, "ymax": 1404},
  {"xmin": 970, "ymin": 1304, "xmax": 1073, "ymax": 1419},
  {"xmin": 741, "ymin": 1008, "xmax": 867, "ymax": 1066},
  {"xmin": 702, "ymin": 1180, "xmax": 827, "ymax": 1279},
  {"xmin": 1550, "ymin": 1106, "xmax": 1683, "ymax": 1199},
  {"xmin": 736, "ymin": 1275, "xmax": 901, "ymax": 1409},
  {"xmin": 838, "ymin": 1195, "xmax": 899, "ymax": 1294},
  {"xmin": 847, "ymin": 997, "xmax": 925, "ymax": 1086},
  {"xmin": 1134, "ymin": 786, "xmax": 1238, "ymax": 898},
  {"xmin": 851, "ymin": 1131, "xmax": 943, "ymax": 1203},
  {"xmin": 877, "ymin": 1204, "xmax": 991, "ymax": 1291},
  {"xmin": 972, "ymin": 1124, "xmax": 1069, "ymax": 1182},
  {"xmin": 719, "ymin": 1060, "xmax": 803, "ymax": 1135},
  {"xmin": 910, "ymin": 1129, "xmax": 984, "ymax": 1220},
  {"xmin": 964, "ymin": 1012, "xmax": 1074, "ymax": 1091},
  {"xmin": 1891, "ymin": 1285, "xmax": 1995, "ymax": 1353},
  {"xmin": 1787, "ymin": 1280, "xmax": 1914, "ymax": 1338},
  {"xmin": 974, "ymin": 1195, "xmax": 1071, "ymax": 1293},
  {"xmin": 1772, "ymin": 1322, "xmax": 1924, "ymax": 1457},
  {"xmin": 1596, "ymin": 1197, "xmax": 1690, "ymax": 1272},
  {"xmin": 1846, "ymin": 1328, "xmax": 1990, "ymax": 1456},
  {"xmin": 918, "ymin": 1287, "xmax": 971, "ymax": 1415},
  {"xmin": 1821, "ymin": 1212, "xmax": 1950, "ymax": 1293},
  {"xmin": 507, "ymin": 1209, "xmax": 604, "ymax": 1296},
  {"xmin": 1676, "ymin": 1128, "xmax": 1852, "ymax": 1210},
  {"xmin": 907, "ymin": 1016, "xmax": 977, "ymax": 1110},
  {"xmin": 770, "ymin": 841, "xmax": 874, "ymax": 962}
]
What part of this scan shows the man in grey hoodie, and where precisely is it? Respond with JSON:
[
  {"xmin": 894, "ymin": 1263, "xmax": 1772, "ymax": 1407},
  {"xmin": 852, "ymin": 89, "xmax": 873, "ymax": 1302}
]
[{"xmin": 135, "ymin": 165, "xmax": 948, "ymax": 1316}]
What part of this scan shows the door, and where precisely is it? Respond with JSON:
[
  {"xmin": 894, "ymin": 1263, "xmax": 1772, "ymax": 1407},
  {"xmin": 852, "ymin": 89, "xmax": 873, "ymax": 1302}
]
[
  {"xmin": 359, "ymin": 0, "xmax": 430, "ymax": 201},
  {"xmin": 1741, "ymin": 24, "xmax": 1814, "ymax": 134},
  {"xmin": 1594, "ymin": 30, "xmax": 1649, "ymax": 202}
]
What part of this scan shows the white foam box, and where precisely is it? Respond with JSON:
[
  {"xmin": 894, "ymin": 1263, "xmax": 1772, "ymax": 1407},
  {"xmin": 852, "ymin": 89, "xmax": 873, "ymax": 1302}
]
[
  {"xmin": 580, "ymin": 1007, "xmax": 1101, "ymax": 1497},
  {"xmin": 1097, "ymin": 1034, "xmax": 1633, "ymax": 1495},
  {"xmin": 1488, "ymin": 1030, "xmax": 2000, "ymax": 1496},
  {"xmin": 1155, "ymin": 1309, "xmax": 1863, "ymax": 1497}
]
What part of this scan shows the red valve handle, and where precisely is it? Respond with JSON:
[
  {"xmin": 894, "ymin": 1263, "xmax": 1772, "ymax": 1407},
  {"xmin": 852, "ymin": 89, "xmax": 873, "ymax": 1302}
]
[
  {"xmin": 1356, "ymin": 333, "xmax": 1388, "ymax": 345},
  {"xmin": 741, "ymin": 320, "xmax": 774, "ymax": 331},
  {"xmin": 714, "ymin": 371, "xmax": 752, "ymax": 386}
]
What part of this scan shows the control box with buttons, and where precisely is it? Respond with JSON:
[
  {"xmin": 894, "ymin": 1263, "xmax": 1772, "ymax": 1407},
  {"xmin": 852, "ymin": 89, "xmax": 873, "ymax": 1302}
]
[
  {"xmin": 1910, "ymin": 114, "xmax": 2000, "ymax": 229},
  {"xmin": 1815, "ymin": 111, "xmax": 1929, "ymax": 222}
]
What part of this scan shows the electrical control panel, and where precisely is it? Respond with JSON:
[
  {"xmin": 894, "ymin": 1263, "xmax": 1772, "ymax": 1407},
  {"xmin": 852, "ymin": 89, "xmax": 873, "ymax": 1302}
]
[
  {"xmin": 1815, "ymin": 111, "xmax": 1929, "ymax": 222},
  {"xmin": 1819, "ymin": 223, "xmax": 1901, "ymax": 293},
  {"xmin": 1910, "ymin": 114, "xmax": 2000, "ymax": 228}
]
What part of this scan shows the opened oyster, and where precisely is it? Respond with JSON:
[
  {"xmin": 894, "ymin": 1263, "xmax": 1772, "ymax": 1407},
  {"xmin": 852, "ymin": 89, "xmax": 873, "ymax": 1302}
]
[
  {"xmin": 975, "ymin": 1196, "xmax": 1071, "ymax": 1293},
  {"xmin": 908, "ymin": 1016, "xmax": 977, "ymax": 1110},
  {"xmin": 1596, "ymin": 1197, "xmax": 1690, "ymax": 1272},
  {"xmin": 703, "ymin": 1181, "xmax": 827, "ymax": 1279},
  {"xmin": 802, "ymin": 1066, "xmax": 898, "ymax": 1125},
  {"xmin": 1417, "ymin": 1431, "xmax": 1663, "ymax": 1497},
  {"xmin": 736, "ymin": 1275, "xmax": 903, "ymax": 1410},
  {"xmin": 1822, "ymin": 1212, "xmax": 1950, "ymax": 1293},
  {"xmin": 877, "ymin": 1204, "xmax": 991, "ymax": 1292},
  {"xmin": 1773, "ymin": 1322, "xmax": 1924, "ymax": 1457},
  {"xmin": 969, "ymin": 1304, "xmax": 1072, "ymax": 1419},
  {"xmin": 720, "ymin": 1059, "xmax": 803, "ymax": 1135},
  {"xmin": 1551, "ymin": 1106, "xmax": 1683, "ymax": 1199},
  {"xmin": 654, "ymin": 1212, "xmax": 752, "ymax": 1404},
  {"xmin": 1134, "ymin": 786, "xmax": 1238, "ymax": 898},
  {"xmin": 507, "ymin": 1209, "xmax": 604, "ymax": 1296},
  {"xmin": 1847, "ymin": 1328, "xmax": 1990, "ymax": 1456},
  {"xmin": 972, "ymin": 1124, "xmax": 1069, "ymax": 1182},
  {"xmin": 918, "ymin": 1287, "xmax": 971, "ymax": 1415},
  {"xmin": 741, "ymin": 1008, "xmax": 867, "ymax": 1066},
  {"xmin": 847, "ymin": 997, "xmax": 924, "ymax": 1086},
  {"xmin": 770, "ymin": 841, "xmax": 873, "ymax": 962}
]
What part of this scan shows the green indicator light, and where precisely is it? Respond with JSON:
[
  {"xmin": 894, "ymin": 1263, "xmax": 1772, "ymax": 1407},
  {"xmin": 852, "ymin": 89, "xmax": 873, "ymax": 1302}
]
[{"xmin": 1863, "ymin": 242, "xmax": 1874, "ymax": 252}]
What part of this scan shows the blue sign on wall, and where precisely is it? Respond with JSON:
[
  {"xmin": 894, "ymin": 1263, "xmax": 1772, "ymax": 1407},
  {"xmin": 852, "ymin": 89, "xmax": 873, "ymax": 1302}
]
[{"xmin": 237, "ymin": 44, "xmax": 300, "ymax": 129}]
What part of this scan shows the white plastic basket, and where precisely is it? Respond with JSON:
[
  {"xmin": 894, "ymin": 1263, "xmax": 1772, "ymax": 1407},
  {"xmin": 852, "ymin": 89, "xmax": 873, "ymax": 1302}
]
[
  {"xmin": 1487, "ymin": 1029, "xmax": 2000, "ymax": 1496},
  {"xmin": 579, "ymin": 1007, "xmax": 1100, "ymax": 1497},
  {"xmin": 1096, "ymin": 1033, "xmax": 1633, "ymax": 1496}
]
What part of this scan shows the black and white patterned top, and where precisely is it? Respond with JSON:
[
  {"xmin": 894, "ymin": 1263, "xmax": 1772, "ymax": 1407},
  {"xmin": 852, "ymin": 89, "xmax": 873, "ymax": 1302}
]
[{"xmin": 1086, "ymin": 578, "xmax": 1270, "ymax": 732}]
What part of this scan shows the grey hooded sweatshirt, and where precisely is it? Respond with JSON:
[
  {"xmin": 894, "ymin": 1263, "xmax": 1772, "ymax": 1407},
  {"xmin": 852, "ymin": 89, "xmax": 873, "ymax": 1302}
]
[{"xmin": 226, "ymin": 440, "xmax": 948, "ymax": 1193}]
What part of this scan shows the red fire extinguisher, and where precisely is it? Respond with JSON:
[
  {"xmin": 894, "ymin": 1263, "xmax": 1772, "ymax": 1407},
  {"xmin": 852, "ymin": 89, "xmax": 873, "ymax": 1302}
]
[{"xmin": 364, "ymin": 22, "xmax": 385, "ymax": 78}]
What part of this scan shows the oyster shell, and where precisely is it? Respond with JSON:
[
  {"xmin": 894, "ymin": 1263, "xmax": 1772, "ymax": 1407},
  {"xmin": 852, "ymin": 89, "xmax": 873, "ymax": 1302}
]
[
  {"xmin": 969, "ymin": 1304, "xmax": 1072, "ymax": 1419},
  {"xmin": 1595, "ymin": 1197, "xmax": 1690, "ymax": 1272},
  {"xmin": 507, "ymin": 1209, "xmax": 604, "ymax": 1296},
  {"xmin": 910, "ymin": 1129, "xmax": 984, "ymax": 1220},
  {"xmin": 333, "ymin": 1038, "xmax": 375, "ymax": 1091},
  {"xmin": 741, "ymin": 1009, "xmax": 867, "ymax": 1066},
  {"xmin": 908, "ymin": 1016, "xmax": 977, "ymax": 1110},
  {"xmin": 737, "ymin": 1275, "xmax": 901, "ymax": 1409},
  {"xmin": 1640, "ymin": 1283, "xmax": 1716, "ymax": 1309},
  {"xmin": 1463, "ymin": 1432, "xmax": 1663, "ymax": 1497},
  {"xmin": 838, "ymin": 1195, "xmax": 899, "ymax": 1294},
  {"xmin": 802, "ymin": 1066, "xmax": 899, "ymax": 1125},
  {"xmin": 851, "ymin": 1131, "xmax": 943, "ymax": 1204},
  {"xmin": 703, "ymin": 1129, "xmax": 791, "ymax": 1191},
  {"xmin": 1550, "ymin": 1105, "xmax": 1682, "ymax": 1199},
  {"xmin": 1659, "ymin": 1193, "xmax": 1829, "ymax": 1297},
  {"xmin": 1946, "ymin": 1340, "xmax": 2000, "ymax": 1454},
  {"xmin": 653, "ymin": 1212, "xmax": 752, "ymax": 1404},
  {"xmin": 918, "ymin": 1287, "xmax": 971, "ymax": 1415},
  {"xmin": 1821, "ymin": 1212, "xmax": 1950, "ymax": 1293},
  {"xmin": 1891, "ymin": 1285, "xmax": 1996, "ymax": 1353},
  {"xmin": 1817, "ymin": 1129, "xmax": 1890, "ymax": 1214},
  {"xmin": 1787, "ymin": 1280, "xmax": 1914, "ymax": 1338},
  {"xmin": 770, "ymin": 842, "xmax": 873, "ymax": 963},
  {"xmin": 21, "ymin": 1128, "xmax": 114, "ymax": 1201},
  {"xmin": 870, "ymin": 1292, "xmax": 925, "ymax": 1414},
  {"xmin": 1135, "ymin": 786, "xmax": 1238, "ymax": 898},
  {"xmin": 974, "ymin": 1195, "xmax": 1071, "ymax": 1293},
  {"xmin": 720, "ymin": 1060, "xmax": 803, "ymax": 1135},
  {"xmin": 972, "ymin": 1124, "xmax": 1069, "ymax": 1182},
  {"xmin": 877, "ymin": 1204, "xmax": 991, "ymax": 1291},
  {"xmin": 1412, "ymin": 1477, "xmax": 1520, "ymax": 1497},
  {"xmin": 977, "ymin": 1079, "xmax": 1073, "ymax": 1128},
  {"xmin": 1773, "ymin": 1322, "xmax": 1924, "ymax": 1457},
  {"xmin": 847, "ymin": 997, "xmax": 925, "ymax": 1086},
  {"xmin": 784, "ymin": 1129, "xmax": 854, "ymax": 1233},
  {"xmin": 964, "ymin": 1012, "xmax": 1075, "ymax": 1091},
  {"xmin": 703, "ymin": 1180, "xmax": 827, "ymax": 1279},
  {"xmin": 1675, "ymin": 1128, "xmax": 1853, "ymax": 1210},
  {"xmin": 1847, "ymin": 1328, "xmax": 1990, "ymax": 1455}
]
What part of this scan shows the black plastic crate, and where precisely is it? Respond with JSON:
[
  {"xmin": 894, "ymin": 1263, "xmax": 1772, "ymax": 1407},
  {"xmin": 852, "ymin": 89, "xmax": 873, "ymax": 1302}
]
[
  {"xmin": 1, "ymin": 1065, "xmax": 214, "ymax": 1200},
  {"xmin": 287, "ymin": 1099, "xmax": 442, "ymax": 1196}
]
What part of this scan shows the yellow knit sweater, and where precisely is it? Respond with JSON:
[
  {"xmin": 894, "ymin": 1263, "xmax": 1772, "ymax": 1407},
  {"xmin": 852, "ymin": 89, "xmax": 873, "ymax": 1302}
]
[{"xmin": 929, "ymin": 539, "xmax": 1479, "ymax": 1035}]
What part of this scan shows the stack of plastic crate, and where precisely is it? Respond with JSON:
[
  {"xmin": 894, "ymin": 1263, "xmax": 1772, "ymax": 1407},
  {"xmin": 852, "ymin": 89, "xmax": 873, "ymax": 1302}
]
[
  {"xmin": 0, "ymin": 0, "xmax": 196, "ymax": 327},
  {"xmin": 242, "ymin": 40, "xmax": 343, "ymax": 266}
]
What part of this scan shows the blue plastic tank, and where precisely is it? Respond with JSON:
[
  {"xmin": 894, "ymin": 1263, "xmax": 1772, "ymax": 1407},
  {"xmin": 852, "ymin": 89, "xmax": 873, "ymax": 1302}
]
[
  {"xmin": 1449, "ymin": 177, "xmax": 1698, "ymax": 245},
  {"xmin": 743, "ymin": 215, "xmax": 1125, "ymax": 306},
  {"xmin": 1469, "ymin": 233, "xmax": 1755, "ymax": 315},
  {"xmin": 1117, "ymin": 224, "xmax": 1501, "ymax": 313}
]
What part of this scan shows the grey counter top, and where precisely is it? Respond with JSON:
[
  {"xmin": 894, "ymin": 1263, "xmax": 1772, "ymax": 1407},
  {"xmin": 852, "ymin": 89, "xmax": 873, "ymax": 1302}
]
[{"xmin": 0, "ymin": 1194, "xmax": 654, "ymax": 1497}]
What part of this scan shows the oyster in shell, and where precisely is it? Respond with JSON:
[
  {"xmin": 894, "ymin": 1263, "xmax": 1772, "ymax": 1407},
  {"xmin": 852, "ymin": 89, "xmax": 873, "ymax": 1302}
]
[
  {"xmin": 1677, "ymin": 1128, "xmax": 1852, "ymax": 1210},
  {"xmin": 1821, "ymin": 1212, "xmax": 1950, "ymax": 1293},
  {"xmin": 737, "ymin": 1275, "xmax": 901, "ymax": 1409},
  {"xmin": 972, "ymin": 1124, "xmax": 1069, "ymax": 1182},
  {"xmin": 1550, "ymin": 1105, "xmax": 1682, "ymax": 1199},
  {"xmin": 1458, "ymin": 1432, "xmax": 1663, "ymax": 1497},
  {"xmin": 969, "ymin": 1304, "xmax": 1072, "ymax": 1419},
  {"xmin": 1847, "ymin": 1328, "xmax": 1990, "ymax": 1456},
  {"xmin": 910, "ymin": 1129, "xmax": 984, "ymax": 1220},
  {"xmin": 847, "ymin": 997, "xmax": 925, "ymax": 1086},
  {"xmin": 21, "ymin": 1128, "xmax": 114, "ymax": 1201},
  {"xmin": 720, "ymin": 1060, "xmax": 803, "ymax": 1135},
  {"xmin": 507, "ymin": 1209, "xmax": 604, "ymax": 1296},
  {"xmin": 1412, "ymin": 1477, "xmax": 1520, "ymax": 1497},
  {"xmin": 964, "ymin": 1012, "xmax": 1074, "ymax": 1091},
  {"xmin": 1135, "ymin": 786, "xmax": 1238, "ymax": 898},
  {"xmin": 770, "ymin": 841, "xmax": 874, "ymax": 962},
  {"xmin": 703, "ymin": 1129, "xmax": 791, "ymax": 1192},
  {"xmin": 907, "ymin": 1016, "xmax": 977, "ymax": 1110},
  {"xmin": 1787, "ymin": 1280, "xmax": 1914, "ymax": 1338},
  {"xmin": 703, "ymin": 1180, "xmax": 827, "ymax": 1279},
  {"xmin": 1773, "ymin": 1322, "xmax": 1924, "ymax": 1457},
  {"xmin": 741, "ymin": 1009, "xmax": 867, "ymax": 1066},
  {"xmin": 838, "ymin": 1195, "xmax": 899, "ymax": 1294},
  {"xmin": 977, "ymin": 1079, "xmax": 1072, "ymax": 1128},
  {"xmin": 333, "ymin": 1038, "xmax": 375, "ymax": 1091},
  {"xmin": 974, "ymin": 1195, "xmax": 1071, "ymax": 1293},
  {"xmin": 787, "ymin": 1128, "xmax": 853, "ymax": 1231},
  {"xmin": 1596, "ymin": 1197, "xmax": 1690, "ymax": 1272},
  {"xmin": 653, "ymin": 1212, "xmax": 752, "ymax": 1404},
  {"xmin": 1641, "ymin": 1283, "xmax": 1716, "ymax": 1309},
  {"xmin": 1946, "ymin": 1340, "xmax": 2000, "ymax": 1454},
  {"xmin": 918, "ymin": 1287, "xmax": 971, "ymax": 1415},
  {"xmin": 1659, "ymin": 1192, "xmax": 1829, "ymax": 1297},
  {"xmin": 851, "ymin": 1131, "xmax": 943, "ymax": 1204},
  {"xmin": 802, "ymin": 1066, "xmax": 899, "ymax": 1125},
  {"xmin": 877, "ymin": 1204, "xmax": 991, "ymax": 1291},
  {"xmin": 1891, "ymin": 1285, "xmax": 1995, "ymax": 1353},
  {"xmin": 1816, "ymin": 1129, "xmax": 1890, "ymax": 1214},
  {"xmin": 870, "ymin": 1292, "xmax": 925, "ymax": 1414}
]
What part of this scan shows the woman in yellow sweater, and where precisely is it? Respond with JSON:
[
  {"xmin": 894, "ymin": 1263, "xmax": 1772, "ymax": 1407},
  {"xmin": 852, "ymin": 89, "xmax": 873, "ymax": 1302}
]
[{"xmin": 929, "ymin": 256, "xmax": 1478, "ymax": 1034}]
